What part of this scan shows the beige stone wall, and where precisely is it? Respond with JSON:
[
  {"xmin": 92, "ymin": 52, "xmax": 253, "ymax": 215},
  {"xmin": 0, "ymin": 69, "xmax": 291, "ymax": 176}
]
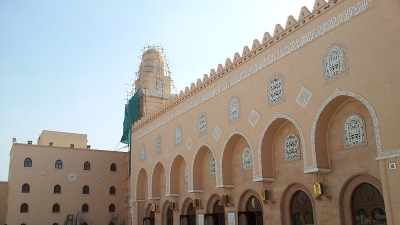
[
  {"xmin": 142, "ymin": 96, "xmax": 174, "ymax": 118},
  {"xmin": 37, "ymin": 130, "xmax": 88, "ymax": 148},
  {"xmin": 129, "ymin": 0, "xmax": 400, "ymax": 224},
  {"xmin": 0, "ymin": 181, "xmax": 8, "ymax": 225},
  {"xmin": 6, "ymin": 143, "xmax": 129, "ymax": 225}
]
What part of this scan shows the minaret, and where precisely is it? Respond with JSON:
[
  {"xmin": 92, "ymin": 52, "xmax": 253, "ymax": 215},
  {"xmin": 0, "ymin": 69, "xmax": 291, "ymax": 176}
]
[{"xmin": 135, "ymin": 46, "xmax": 174, "ymax": 117}]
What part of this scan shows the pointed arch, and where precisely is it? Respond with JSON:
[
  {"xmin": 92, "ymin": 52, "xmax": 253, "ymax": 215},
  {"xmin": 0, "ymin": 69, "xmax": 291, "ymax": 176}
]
[
  {"xmin": 339, "ymin": 173, "xmax": 383, "ymax": 224},
  {"xmin": 206, "ymin": 194, "xmax": 222, "ymax": 213},
  {"xmin": 169, "ymin": 152, "xmax": 189, "ymax": 195},
  {"xmin": 22, "ymin": 183, "xmax": 30, "ymax": 193},
  {"xmin": 191, "ymin": 142, "xmax": 217, "ymax": 191},
  {"xmin": 257, "ymin": 113, "xmax": 306, "ymax": 181},
  {"xmin": 52, "ymin": 203, "xmax": 60, "ymax": 213},
  {"xmin": 109, "ymin": 204, "xmax": 116, "ymax": 212},
  {"xmin": 180, "ymin": 197, "xmax": 194, "ymax": 215},
  {"xmin": 219, "ymin": 129, "xmax": 255, "ymax": 187},
  {"xmin": 24, "ymin": 158, "xmax": 32, "ymax": 167},
  {"xmin": 280, "ymin": 182, "xmax": 315, "ymax": 225},
  {"xmin": 144, "ymin": 203, "xmax": 155, "ymax": 217},
  {"xmin": 83, "ymin": 161, "xmax": 90, "ymax": 170},
  {"xmin": 309, "ymin": 89, "xmax": 385, "ymax": 173},
  {"xmin": 109, "ymin": 186, "xmax": 116, "ymax": 195},
  {"xmin": 237, "ymin": 189, "xmax": 262, "ymax": 212},
  {"xmin": 151, "ymin": 160, "xmax": 166, "ymax": 198},
  {"xmin": 161, "ymin": 200, "xmax": 172, "ymax": 225},
  {"xmin": 20, "ymin": 203, "xmax": 29, "ymax": 213},
  {"xmin": 135, "ymin": 167, "xmax": 148, "ymax": 200},
  {"xmin": 54, "ymin": 184, "xmax": 61, "ymax": 194}
]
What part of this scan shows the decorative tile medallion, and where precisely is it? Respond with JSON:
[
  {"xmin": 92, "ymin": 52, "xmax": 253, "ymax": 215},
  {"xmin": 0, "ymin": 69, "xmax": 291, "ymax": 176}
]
[
  {"xmin": 148, "ymin": 155, "xmax": 153, "ymax": 165},
  {"xmin": 186, "ymin": 137, "xmax": 193, "ymax": 151},
  {"xmin": 97, "ymin": 175, "xmax": 103, "ymax": 181},
  {"xmin": 296, "ymin": 87, "xmax": 313, "ymax": 108},
  {"xmin": 165, "ymin": 147, "xmax": 171, "ymax": 159},
  {"xmin": 39, "ymin": 172, "xmax": 46, "ymax": 179},
  {"xmin": 248, "ymin": 109, "xmax": 261, "ymax": 127},
  {"xmin": 68, "ymin": 172, "xmax": 77, "ymax": 182},
  {"xmin": 213, "ymin": 125, "xmax": 222, "ymax": 141}
]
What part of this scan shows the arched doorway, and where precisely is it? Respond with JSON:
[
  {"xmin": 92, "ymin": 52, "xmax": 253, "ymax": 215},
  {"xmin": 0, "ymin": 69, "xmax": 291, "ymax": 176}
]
[
  {"xmin": 166, "ymin": 207, "xmax": 173, "ymax": 225},
  {"xmin": 351, "ymin": 182, "xmax": 386, "ymax": 225},
  {"xmin": 205, "ymin": 200, "xmax": 225, "ymax": 225},
  {"xmin": 162, "ymin": 201, "xmax": 174, "ymax": 225},
  {"xmin": 238, "ymin": 196, "xmax": 263, "ymax": 225},
  {"xmin": 180, "ymin": 202, "xmax": 196, "ymax": 225},
  {"xmin": 290, "ymin": 190, "xmax": 314, "ymax": 225},
  {"xmin": 143, "ymin": 210, "xmax": 155, "ymax": 225}
]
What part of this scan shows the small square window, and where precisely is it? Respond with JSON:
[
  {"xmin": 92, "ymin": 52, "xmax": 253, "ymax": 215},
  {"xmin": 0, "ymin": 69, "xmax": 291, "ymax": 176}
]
[{"xmin": 388, "ymin": 162, "xmax": 397, "ymax": 171}]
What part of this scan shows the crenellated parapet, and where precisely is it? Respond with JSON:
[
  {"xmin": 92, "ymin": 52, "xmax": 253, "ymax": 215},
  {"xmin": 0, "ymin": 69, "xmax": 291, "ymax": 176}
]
[{"xmin": 132, "ymin": 0, "xmax": 360, "ymax": 133}]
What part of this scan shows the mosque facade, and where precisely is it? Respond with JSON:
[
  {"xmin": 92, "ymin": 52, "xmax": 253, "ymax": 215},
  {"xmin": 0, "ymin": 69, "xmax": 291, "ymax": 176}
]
[{"xmin": 128, "ymin": 0, "xmax": 400, "ymax": 224}]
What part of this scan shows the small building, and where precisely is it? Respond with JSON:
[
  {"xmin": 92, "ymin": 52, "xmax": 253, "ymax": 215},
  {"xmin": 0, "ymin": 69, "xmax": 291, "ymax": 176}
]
[{"xmin": 5, "ymin": 131, "xmax": 129, "ymax": 225}]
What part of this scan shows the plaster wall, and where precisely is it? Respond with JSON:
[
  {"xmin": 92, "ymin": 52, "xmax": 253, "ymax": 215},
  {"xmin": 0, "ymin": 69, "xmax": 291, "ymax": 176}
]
[
  {"xmin": 37, "ymin": 130, "xmax": 88, "ymax": 148},
  {"xmin": 6, "ymin": 143, "xmax": 128, "ymax": 225}
]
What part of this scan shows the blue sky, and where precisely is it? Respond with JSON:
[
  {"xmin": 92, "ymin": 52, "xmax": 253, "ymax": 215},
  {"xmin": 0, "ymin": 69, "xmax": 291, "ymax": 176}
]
[{"xmin": 0, "ymin": 0, "xmax": 316, "ymax": 181}]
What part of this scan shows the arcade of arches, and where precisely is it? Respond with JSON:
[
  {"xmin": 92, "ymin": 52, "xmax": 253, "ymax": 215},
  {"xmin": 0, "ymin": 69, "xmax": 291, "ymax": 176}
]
[{"xmin": 130, "ymin": 93, "xmax": 394, "ymax": 224}]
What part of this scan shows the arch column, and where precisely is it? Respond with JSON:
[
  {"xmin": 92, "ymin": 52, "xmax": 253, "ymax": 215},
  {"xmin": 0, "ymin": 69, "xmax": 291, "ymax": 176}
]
[{"xmin": 378, "ymin": 161, "xmax": 394, "ymax": 224}]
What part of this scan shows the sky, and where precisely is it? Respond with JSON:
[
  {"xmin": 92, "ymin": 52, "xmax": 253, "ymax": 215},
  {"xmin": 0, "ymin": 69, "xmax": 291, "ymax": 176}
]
[{"xmin": 0, "ymin": 0, "xmax": 316, "ymax": 181}]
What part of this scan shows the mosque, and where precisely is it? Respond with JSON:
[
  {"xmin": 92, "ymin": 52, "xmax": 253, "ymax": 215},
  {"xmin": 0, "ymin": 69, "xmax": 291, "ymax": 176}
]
[
  {"xmin": 3, "ymin": 0, "xmax": 400, "ymax": 224},
  {"xmin": 127, "ymin": 0, "xmax": 400, "ymax": 224}
]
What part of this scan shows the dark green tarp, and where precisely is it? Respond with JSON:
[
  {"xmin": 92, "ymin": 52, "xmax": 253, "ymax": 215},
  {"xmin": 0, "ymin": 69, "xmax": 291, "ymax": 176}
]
[{"xmin": 120, "ymin": 91, "xmax": 140, "ymax": 144}]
